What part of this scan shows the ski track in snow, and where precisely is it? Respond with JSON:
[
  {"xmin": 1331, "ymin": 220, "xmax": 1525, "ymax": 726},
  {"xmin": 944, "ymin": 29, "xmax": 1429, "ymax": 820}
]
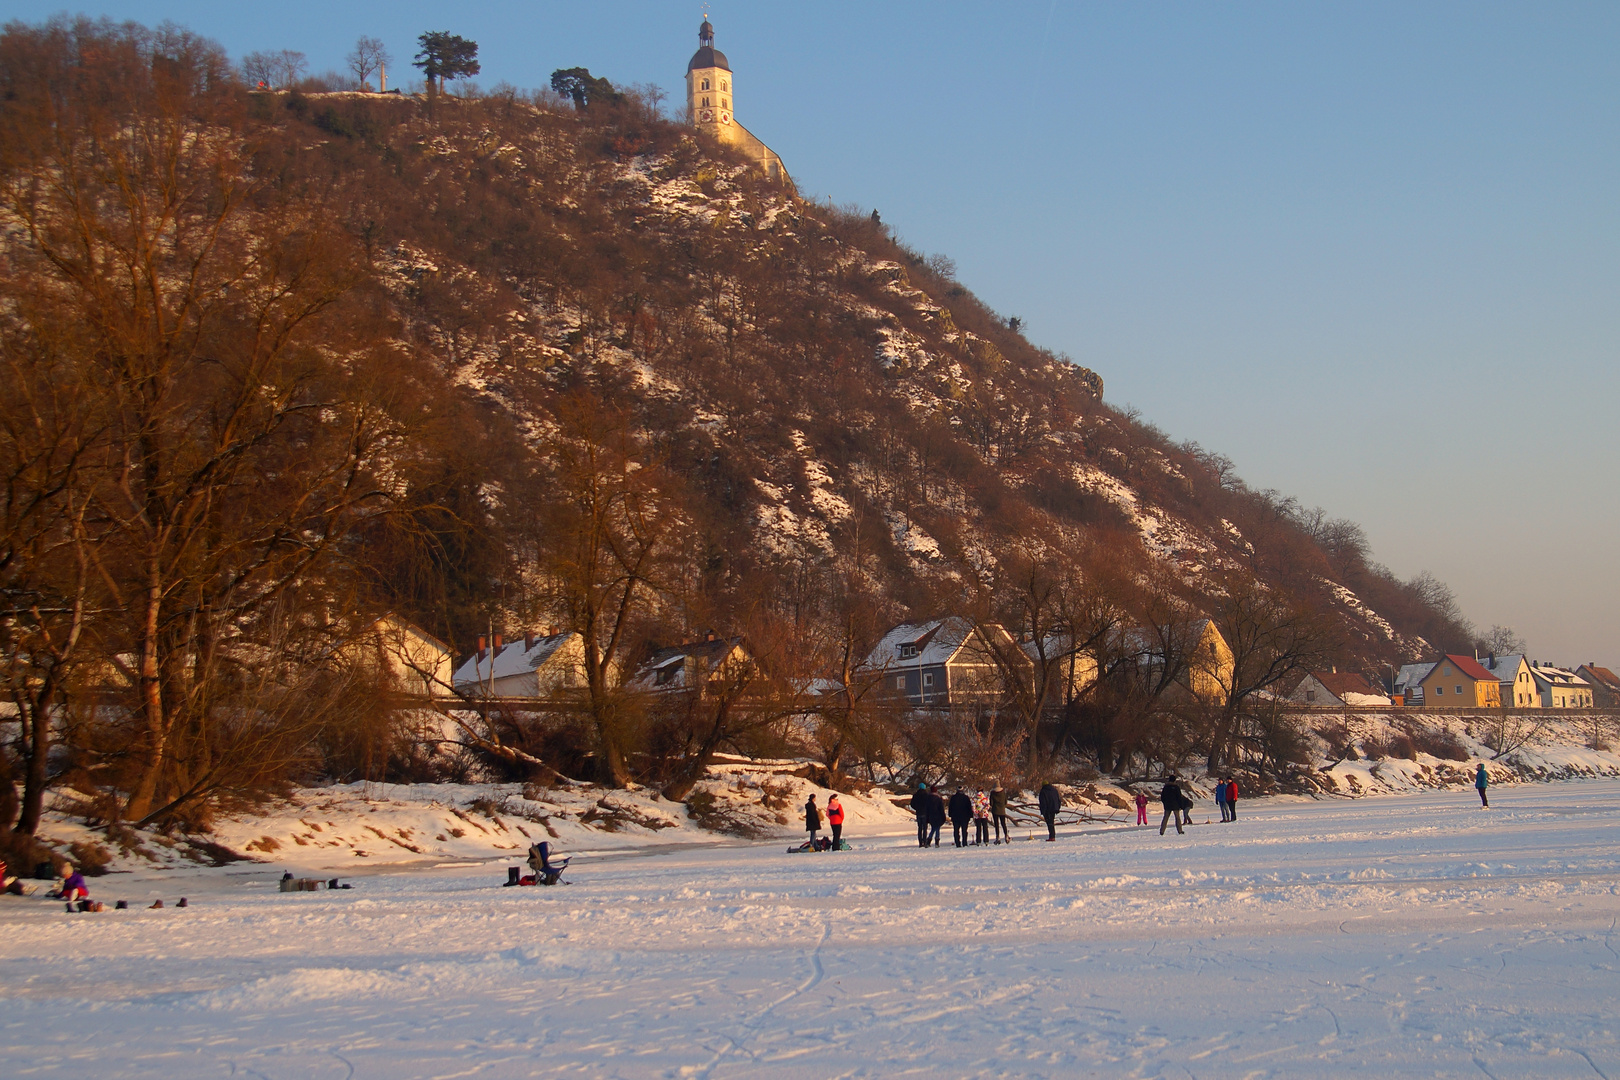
[{"xmin": 5, "ymin": 782, "xmax": 1620, "ymax": 1078}]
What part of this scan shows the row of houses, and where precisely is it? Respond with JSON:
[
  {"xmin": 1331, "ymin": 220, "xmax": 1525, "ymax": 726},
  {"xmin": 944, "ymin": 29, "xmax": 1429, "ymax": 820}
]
[{"xmin": 359, "ymin": 613, "xmax": 1617, "ymax": 715}]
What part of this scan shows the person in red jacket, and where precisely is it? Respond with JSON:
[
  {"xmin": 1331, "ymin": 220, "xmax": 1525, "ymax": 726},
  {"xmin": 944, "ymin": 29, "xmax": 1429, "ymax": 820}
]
[
  {"xmin": 1225, "ymin": 777, "xmax": 1239, "ymax": 821},
  {"xmin": 826, "ymin": 795, "xmax": 845, "ymax": 849}
]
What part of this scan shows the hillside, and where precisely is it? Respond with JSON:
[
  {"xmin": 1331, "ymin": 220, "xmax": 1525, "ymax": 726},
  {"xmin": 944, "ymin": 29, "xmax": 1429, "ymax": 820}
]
[
  {"xmin": 307, "ymin": 90, "xmax": 1463, "ymax": 664},
  {"xmin": 0, "ymin": 19, "xmax": 1483, "ymax": 832}
]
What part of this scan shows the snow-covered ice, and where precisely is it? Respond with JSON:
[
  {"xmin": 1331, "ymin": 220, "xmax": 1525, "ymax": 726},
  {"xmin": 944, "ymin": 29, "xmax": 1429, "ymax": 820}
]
[{"xmin": 5, "ymin": 781, "xmax": 1620, "ymax": 1077}]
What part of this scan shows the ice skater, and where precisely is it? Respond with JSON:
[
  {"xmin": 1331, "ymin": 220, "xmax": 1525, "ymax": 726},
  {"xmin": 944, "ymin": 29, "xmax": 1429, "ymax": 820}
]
[{"xmin": 1474, "ymin": 763, "xmax": 1489, "ymax": 807}]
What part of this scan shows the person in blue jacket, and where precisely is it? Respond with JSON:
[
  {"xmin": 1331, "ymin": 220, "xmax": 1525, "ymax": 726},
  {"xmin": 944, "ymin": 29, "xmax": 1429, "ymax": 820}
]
[
  {"xmin": 1215, "ymin": 779, "xmax": 1229, "ymax": 822},
  {"xmin": 1474, "ymin": 763, "xmax": 1489, "ymax": 807}
]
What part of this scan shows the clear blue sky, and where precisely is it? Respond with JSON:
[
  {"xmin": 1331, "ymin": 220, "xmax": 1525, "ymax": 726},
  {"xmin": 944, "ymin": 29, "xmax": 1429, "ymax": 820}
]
[{"xmin": 11, "ymin": 2, "xmax": 1615, "ymax": 666}]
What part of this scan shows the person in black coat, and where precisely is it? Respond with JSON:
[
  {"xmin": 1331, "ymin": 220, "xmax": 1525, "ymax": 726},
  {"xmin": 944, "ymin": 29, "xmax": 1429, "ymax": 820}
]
[
  {"xmin": 1159, "ymin": 776, "xmax": 1186, "ymax": 835},
  {"xmin": 990, "ymin": 787, "xmax": 1011, "ymax": 844},
  {"xmin": 805, "ymin": 794, "xmax": 822, "ymax": 844},
  {"xmin": 925, "ymin": 785, "xmax": 947, "ymax": 847},
  {"xmin": 948, "ymin": 788, "xmax": 974, "ymax": 847},
  {"xmin": 910, "ymin": 782, "xmax": 930, "ymax": 847},
  {"xmin": 1037, "ymin": 783, "xmax": 1062, "ymax": 841}
]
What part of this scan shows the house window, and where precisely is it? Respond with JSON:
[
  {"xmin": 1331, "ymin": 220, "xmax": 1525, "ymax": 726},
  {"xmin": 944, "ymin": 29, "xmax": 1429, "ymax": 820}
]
[
  {"xmin": 899, "ymin": 644, "xmax": 918, "ymax": 658},
  {"xmin": 923, "ymin": 673, "xmax": 934, "ymax": 687},
  {"xmin": 656, "ymin": 666, "xmax": 676, "ymax": 686},
  {"xmin": 895, "ymin": 676, "xmax": 905, "ymax": 691},
  {"xmin": 1305, "ymin": 690, "xmax": 1316, "ymax": 702},
  {"xmin": 1456, "ymin": 685, "xmax": 1463, "ymax": 695},
  {"xmin": 1442, "ymin": 665, "xmax": 1451, "ymax": 676},
  {"xmin": 1435, "ymin": 686, "xmax": 1443, "ymax": 695}
]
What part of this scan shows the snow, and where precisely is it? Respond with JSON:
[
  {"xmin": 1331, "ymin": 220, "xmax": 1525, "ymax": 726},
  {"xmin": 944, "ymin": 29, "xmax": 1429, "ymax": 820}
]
[{"xmin": 7, "ymin": 779, "xmax": 1620, "ymax": 1077}]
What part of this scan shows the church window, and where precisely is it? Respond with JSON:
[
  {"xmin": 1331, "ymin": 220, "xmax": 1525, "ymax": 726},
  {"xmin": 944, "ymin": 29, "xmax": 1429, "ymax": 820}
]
[
  {"xmin": 702, "ymin": 97, "xmax": 709, "ymax": 107},
  {"xmin": 722, "ymin": 97, "xmax": 729, "ymax": 109},
  {"xmin": 702, "ymin": 78, "xmax": 710, "ymax": 90},
  {"xmin": 722, "ymin": 80, "xmax": 728, "ymax": 91}
]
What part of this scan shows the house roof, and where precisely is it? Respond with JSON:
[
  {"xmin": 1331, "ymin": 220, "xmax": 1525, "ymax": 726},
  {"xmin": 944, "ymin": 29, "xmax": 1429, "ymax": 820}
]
[
  {"xmin": 452, "ymin": 632, "xmax": 577, "ymax": 687},
  {"xmin": 1394, "ymin": 662, "xmax": 1436, "ymax": 691},
  {"xmin": 863, "ymin": 617, "xmax": 975, "ymax": 670},
  {"xmin": 1479, "ymin": 653, "xmax": 1528, "ymax": 681},
  {"xmin": 1577, "ymin": 665, "xmax": 1620, "ymax": 693},
  {"xmin": 1302, "ymin": 671, "xmax": 1382, "ymax": 700},
  {"xmin": 630, "ymin": 636, "xmax": 747, "ymax": 689},
  {"xmin": 1529, "ymin": 662, "xmax": 1588, "ymax": 688},
  {"xmin": 1427, "ymin": 654, "xmax": 1497, "ymax": 683}
]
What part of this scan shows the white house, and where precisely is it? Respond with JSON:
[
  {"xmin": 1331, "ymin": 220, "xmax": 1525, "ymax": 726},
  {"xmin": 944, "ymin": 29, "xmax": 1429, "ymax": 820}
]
[
  {"xmin": 1394, "ymin": 661, "xmax": 1437, "ymax": 704},
  {"xmin": 343, "ymin": 614, "xmax": 452, "ymax": 698},
  {"xmin": 451, "ymin": 630, "xmax": 592, "ymax": 698},
  {"xmin": 1290, "ymin": 670, "xmax": 1391, "ymax": 708},
  {"xmin": 1528, "ymin": 662, "xmax": 1593, "ymax": 708}
]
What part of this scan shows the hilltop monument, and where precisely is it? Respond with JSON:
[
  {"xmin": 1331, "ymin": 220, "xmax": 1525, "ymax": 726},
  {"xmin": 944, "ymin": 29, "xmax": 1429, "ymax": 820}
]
[{"xmin": 686, "ymin": 18, "xmax": 787, "ymax": 183}]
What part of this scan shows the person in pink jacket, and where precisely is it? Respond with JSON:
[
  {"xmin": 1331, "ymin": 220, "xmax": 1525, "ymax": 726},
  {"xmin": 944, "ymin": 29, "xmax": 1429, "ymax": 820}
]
[{"xmin": 1134, "ymin": 789, "xmax": 1149, "ymax": 825}]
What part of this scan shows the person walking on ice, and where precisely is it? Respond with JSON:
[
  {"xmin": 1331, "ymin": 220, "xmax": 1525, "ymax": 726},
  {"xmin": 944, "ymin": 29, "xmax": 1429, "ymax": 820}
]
[
  {"xmin": 1038, "ymin": 782, "xmax": 1061, "ymax": 841},
  {"xmin": 1475, "ymin": 763, "xmax": 1489, "ymax": 807},
  {"xmin": 804, "ymin": 794, "xmax": 822, "ymax": 844},
  {"xmin": 991, "ymin": 785, "xmax": 1011, "ymax": 844},
  {"xmin": 1159, "ymin": 776, "xmax": 1187, "ymax": 835},
  {"xmin": 1135, "ymin": 789, "xmax": 1149, "ymax": 825}
]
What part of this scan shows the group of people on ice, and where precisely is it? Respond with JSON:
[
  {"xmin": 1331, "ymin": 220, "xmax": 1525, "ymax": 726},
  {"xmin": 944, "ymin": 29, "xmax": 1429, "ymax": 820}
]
[
  {"xmin": 1149, "ymin": 775, "xmax": 1238, "ymax": 834},
  {"xmin": 906, "ymin": 783, "xmax": 1024, "ymax": 847}
]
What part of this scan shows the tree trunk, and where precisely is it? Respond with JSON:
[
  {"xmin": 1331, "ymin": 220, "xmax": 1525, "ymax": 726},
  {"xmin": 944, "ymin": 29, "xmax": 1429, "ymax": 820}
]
[
  {"xmin": 125, "ymin": 565, "xmax": 168, "ymax": 821},
  {"xmin": 16, "ymin": 682, "xmax": 55, "ymax": 835},
  {"xmin": 0, "ymin": 751, "xmax": 18, "ymax": 835}
]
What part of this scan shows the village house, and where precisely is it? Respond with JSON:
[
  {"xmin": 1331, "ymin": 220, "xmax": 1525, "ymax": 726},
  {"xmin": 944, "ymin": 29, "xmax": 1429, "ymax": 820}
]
[
  {"xmin": 1528, "ymin": 662, "xmax": 1593, "ymax": 708},
  {"xmin": 1107, "ymin": 619, "xmax": 1235, "ymax": 705},
  {"xmin": 1394, "ymin": 661, "xmax": 1437, "ymax": 705},
  {"xmin": 1418, "ymin": 654, "xmax": 1501, "ymax": 708},
  {"xmin": 451, "ymin": 629, "xmax": 593, "ymax": 698},
  {"xmin": 1480, "ymin": 653, "xmax": 1537, "ymax": 708},
  {"xmin": 862, "ymin": 617, "xmax": 1023, "ymax": 707},
  {"xmin": 1575, "ymin": 664, "xmax": 1620, "ymax": 709},
  {"xmin": 628, "ymin": 634, "xmax": 753, "ymax": 696},
  {"xmin": 1021, "ymin": 632, "xmax": 1100, "ymax": 707},
  {"xmin": 1290, "ymin": 670, "xmax": 1390, "ymax": 708},
  {"xmin": 334, "ymin": 614, "xmax": 452, "ymax": 699}
]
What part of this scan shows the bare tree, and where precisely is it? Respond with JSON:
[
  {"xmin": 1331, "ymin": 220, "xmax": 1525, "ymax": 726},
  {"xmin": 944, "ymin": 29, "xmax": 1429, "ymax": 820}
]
[
  {"xmin": 347, "ymin": 36, "xmax": 390, "ymax": 91},
  {"xmin": 241, "ymin": 48, "xmax": 307, "ymax": 89}
]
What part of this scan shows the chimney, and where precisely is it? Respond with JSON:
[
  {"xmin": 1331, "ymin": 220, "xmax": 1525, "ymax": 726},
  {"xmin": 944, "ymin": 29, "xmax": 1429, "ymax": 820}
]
[
  {"xmin": 476, "ymin": 635, "xmax": 486, "ymax": 653},
  {"xmin": 525, "ymin": 633, "xmax": 535, "ymax": 650},
  {"xmin": 549, "ymin": 625, "xmax": 560, "ymax": 637},
  {"xmin": 493, "ymin": 633, "xmax": 503, "ymax": 650}
]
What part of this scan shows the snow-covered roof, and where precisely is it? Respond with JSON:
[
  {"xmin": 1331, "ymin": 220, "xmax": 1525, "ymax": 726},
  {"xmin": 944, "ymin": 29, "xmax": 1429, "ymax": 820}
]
[
  {"xmin": 1297, "ymin": 671, "xmax": 1382, "ymax": 703},
  {"xmin": 862, "ymin": 617, "xmax": 975, "ymax": 670},
  {"xmin": 1393, "ymin": 662, "xmax": 1435, "ymax": 692},
  {"xmin": 629, "ymin": 636, "xmax": 747, "ymax": 691},
  {"xmin": 1479, "ymin": 653, "xmax": 1528, "ymax": 681},
  {"xmin": 452, "ymin": 632, "xmax": 578, "ymax": 688},
  {"xmin": 1529, "ymin": 663, "xmax": 1588, "ymax": 688}
]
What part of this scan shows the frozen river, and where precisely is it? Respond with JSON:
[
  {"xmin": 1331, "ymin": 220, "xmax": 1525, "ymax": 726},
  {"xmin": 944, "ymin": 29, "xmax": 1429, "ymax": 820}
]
[{"xmin": 4, "ymin": 780, "xmax": 1620, "ymax": 1078}]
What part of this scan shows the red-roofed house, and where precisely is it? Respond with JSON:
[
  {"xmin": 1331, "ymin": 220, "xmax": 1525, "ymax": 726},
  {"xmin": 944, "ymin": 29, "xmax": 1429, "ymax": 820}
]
[
  {"xmin": 1418, "ymin": 654, "xmax": 1502, "ymax": 709},
  {"xmin": 1575, "ymin": 664, "xmax": 1620, "ymax": 709},
  {"xmin": 1290, "ymin": 670, "xmax": 1391, "ymax": 708}
]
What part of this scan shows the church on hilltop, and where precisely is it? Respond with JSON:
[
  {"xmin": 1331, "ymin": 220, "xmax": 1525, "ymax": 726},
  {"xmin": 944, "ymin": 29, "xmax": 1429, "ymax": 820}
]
[{"xmin": 686, "ymin": 19, "xmax": 787, "ymax": 183}]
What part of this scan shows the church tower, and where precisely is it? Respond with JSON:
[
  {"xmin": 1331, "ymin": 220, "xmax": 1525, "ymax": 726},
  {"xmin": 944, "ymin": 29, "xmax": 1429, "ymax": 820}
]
[
  {"xmin": 684, "ymin": 19, "xmax": 787, "ymax": 183},
  {"xmin": 686, "ymin": 19, "xmax": 732, "ymax": 134}
]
